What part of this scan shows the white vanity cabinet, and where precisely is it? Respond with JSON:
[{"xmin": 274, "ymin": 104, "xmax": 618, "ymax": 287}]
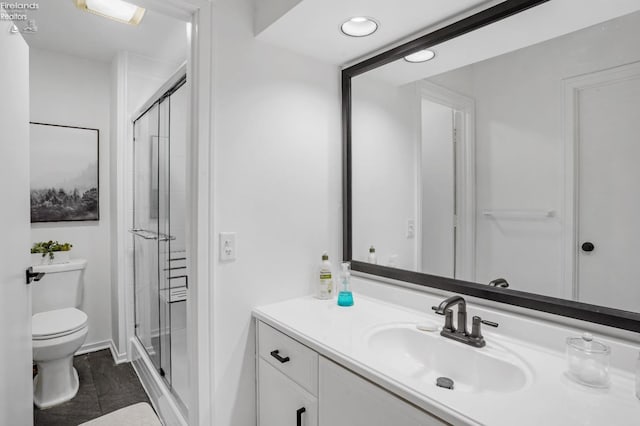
[
  {"xmin": 319, "ymin": 357, "xmax": 448, "ymax": 426},
  {"xmin": 256, "ymin": 320, "xmax": 448, "ymax": 426},
  {"xmin": 257, "ymin": 321, "xmax": 319, "ymax": 426}
]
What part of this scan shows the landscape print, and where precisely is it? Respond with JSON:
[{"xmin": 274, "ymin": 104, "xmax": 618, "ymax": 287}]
[{"xmin": 30, "ymin": 123, "xmax": 99, "ymax": 222}]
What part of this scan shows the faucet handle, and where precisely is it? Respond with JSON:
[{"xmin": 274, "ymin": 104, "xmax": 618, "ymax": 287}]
[
  {"xmin": 471, "ymin": 316, "xmax": 499, "ymax": 330},
  {"xmin": 470, "ymin": 315, "xmax": 498, "ymax": 345},
  {"xmin": 481, "ymin": 319, "xmax": 499, "ymax": 328},
  {"xmin": 431, "ymin": 306, "xmax": 444, "ymax": 315}
]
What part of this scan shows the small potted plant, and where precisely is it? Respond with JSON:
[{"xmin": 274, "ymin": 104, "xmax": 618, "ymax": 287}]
[{"xmin": 31, "ymin": 240, "xmax": 73, "ymax": 265}]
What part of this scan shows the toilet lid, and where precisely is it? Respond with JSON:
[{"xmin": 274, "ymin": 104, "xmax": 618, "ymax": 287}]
[{"xmin": 32, "ymin": 308, "xmax": 88, "ymax": 340}]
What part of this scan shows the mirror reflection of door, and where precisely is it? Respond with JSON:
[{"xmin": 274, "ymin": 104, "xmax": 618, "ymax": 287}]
[
  {"xmin": 419, "ymin": 100, "xmax": 456, "ymax": 277},
  {"xmin": 573, "ymin": 63, "xmax": 640, "ymax": 311},
  {"xmin": 417, "ymin": 83, "xmax": 475, "ymax": 281}
]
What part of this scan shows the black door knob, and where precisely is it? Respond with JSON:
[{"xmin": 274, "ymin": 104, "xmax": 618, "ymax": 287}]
[{"xmin": 581, "ymin": 242, "xmax": 595, "ymax": 252}]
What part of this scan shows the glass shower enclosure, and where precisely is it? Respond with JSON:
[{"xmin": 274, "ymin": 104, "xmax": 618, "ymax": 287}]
[{"xmin": 131, "ymin": 74, "xmax": 189, "ymax": 412}]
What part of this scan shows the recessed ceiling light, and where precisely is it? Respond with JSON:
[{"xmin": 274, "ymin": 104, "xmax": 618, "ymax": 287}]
[
  {"xmin": 74, "ymin": 0, "xmax": 146, "ymax": 25},
  {"xmin": 404, "ymin": 49, "xmax": 436, "ymax": 63},
  {"xmin": 341, "ymin": 17, "xmax": 379, "ymax": 37}
]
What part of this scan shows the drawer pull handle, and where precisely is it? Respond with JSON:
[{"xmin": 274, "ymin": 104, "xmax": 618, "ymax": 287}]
[
  {"xmin": 270, "ymin": 350, "xmax": 290, "ymax": 363},
  {"xmin": 296, "ymin": 407, "xmax": 306, "ymax": 426}
]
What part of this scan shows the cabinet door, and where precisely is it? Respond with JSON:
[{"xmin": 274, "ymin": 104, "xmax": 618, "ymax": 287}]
[
  {"xmin": 259, "ymin": 359, "xmax": 318, "ymax": 426},
  {"xmin": 319, "ymin": 357, "xmax": 448, "ymax": 426}
]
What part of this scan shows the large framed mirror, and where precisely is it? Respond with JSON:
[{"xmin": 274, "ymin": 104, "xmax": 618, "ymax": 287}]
[{"xmin": 343, "ymin": 0, "xmax": 640, "ymax": 332}]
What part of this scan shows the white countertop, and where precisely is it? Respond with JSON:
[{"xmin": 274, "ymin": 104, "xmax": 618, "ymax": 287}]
[{"xmin": 253, "ymin": 294, "xmax": 640, "ymax": 426}]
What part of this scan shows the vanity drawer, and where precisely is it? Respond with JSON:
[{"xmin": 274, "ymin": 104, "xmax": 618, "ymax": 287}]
[{"xmin": 258, "ymin": 321, "xmax": 318, "ymax": 395}]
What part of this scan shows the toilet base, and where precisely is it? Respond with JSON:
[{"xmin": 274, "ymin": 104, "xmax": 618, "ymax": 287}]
[{"xmin": 33, "ymin": 358, "xmax": 80, "ymax": 409}]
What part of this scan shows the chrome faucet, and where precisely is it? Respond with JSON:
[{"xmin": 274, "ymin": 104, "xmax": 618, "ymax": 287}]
[{"xmin": 431, "ymin": 296, "xmax": 498, "ymax": 348}]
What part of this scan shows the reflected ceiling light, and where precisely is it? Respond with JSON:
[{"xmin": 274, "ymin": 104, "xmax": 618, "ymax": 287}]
[
  {"xmin": 404, "ymin": 49, "xmax": 436, "ymax": 63},
  {"xmin": 74, "ymin": 0, "xmax": 146, "ymax": 25},
  {"xmin": 341, "ymin": 17, "xmax": 379, "ymax": 37}
]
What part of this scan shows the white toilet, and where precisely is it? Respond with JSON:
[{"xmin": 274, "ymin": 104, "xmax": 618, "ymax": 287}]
[{"xmin": 31, "ymin": 258, "xmax": 89, "ymax": 409}]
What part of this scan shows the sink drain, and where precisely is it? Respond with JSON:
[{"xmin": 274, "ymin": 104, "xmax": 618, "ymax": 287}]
[{"xmin": 436, "ymin": 377, "xmax": 454, "ymax": 390}]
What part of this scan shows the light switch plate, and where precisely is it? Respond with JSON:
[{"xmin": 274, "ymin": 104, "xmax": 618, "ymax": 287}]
[{"xmin": 219, "ymin": 232, "xmax": 236, "ymax": 261}]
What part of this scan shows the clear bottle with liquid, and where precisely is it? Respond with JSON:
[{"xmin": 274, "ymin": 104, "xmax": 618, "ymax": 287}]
[
  {"xmin": 368, "ymin": 246, "xmax": 377, "ymax": 264},
  {"xmin": 337, "ymin": 262, "xmax": 354, "ymax": 307}
]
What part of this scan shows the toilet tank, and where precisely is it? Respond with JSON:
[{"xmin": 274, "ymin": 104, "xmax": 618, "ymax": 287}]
[{"xmin": 31, "ymin": 259, "xmax": 87, "ymax": 314}]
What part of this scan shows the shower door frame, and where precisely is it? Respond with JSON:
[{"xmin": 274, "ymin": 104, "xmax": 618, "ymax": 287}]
[
  {"xmin": 112, "ymin": 1, "xmax": 213, "ymax": 425},
  {"xmin": 132, "ymin": 70, "xmax": 187, "ymax": 403}
]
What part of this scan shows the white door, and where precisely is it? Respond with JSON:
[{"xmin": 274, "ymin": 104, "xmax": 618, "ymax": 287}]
[
  {"xmin": 0, "ymin": 19, "xmax": 33, "ymax": 426},
  {"xmin": 258, "ymin": 359, "xmax": 318, "ymax": 426},
  {"xmin": 420, "ymin": 99, "xmax": 455, "ymax": 277},
  {"xmin": 577, "ymin": 68, "xmax": 640, "ymax": 312}
]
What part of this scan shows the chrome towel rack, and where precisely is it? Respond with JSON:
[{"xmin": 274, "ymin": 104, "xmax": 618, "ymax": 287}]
[{"xmin": 129, "ymin": 228, "xmax": 176, "ymax": 241}]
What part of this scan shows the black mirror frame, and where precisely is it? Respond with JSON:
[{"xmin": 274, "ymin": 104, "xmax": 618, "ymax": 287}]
[{"xmin": 342, "ymin": 0, "xmax": 640, "ymax": 333}]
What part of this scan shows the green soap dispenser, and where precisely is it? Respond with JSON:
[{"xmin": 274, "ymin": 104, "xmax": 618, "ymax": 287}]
[{"xmin": 337, "ymin": 262, "xmax": 354, "ymax": 307}]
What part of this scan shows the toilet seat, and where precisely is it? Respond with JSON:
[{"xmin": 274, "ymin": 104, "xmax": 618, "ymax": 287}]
[{"xmin": 32, "ymin": 308, "xmax": 88, "ymax": 341}]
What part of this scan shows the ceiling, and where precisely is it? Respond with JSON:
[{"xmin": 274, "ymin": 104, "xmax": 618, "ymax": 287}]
[
  {"xmin": 20, "ymin": 0, "xmax": 187, "ymax": 64},
  {"xmin": 255, "ymin": 0, "xmax": 496, "ymax": 65},
  {"xmin": 363, "ymin": 0, "xmax": 640, "ymax": 86}
]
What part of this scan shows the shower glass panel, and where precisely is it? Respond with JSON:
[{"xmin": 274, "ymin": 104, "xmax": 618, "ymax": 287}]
[
  {"xmin": 133, "ymin": 75, "xmax": 188, "ymax": 412},
  {"xmin": 133, "ymin": 103, "xmax": 161, "ymax": 370}
]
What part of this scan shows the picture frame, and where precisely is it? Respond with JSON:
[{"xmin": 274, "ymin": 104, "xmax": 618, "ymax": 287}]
[{"xmin": 30, "ymin": 122, "xmax": 99, "ymax": 222}]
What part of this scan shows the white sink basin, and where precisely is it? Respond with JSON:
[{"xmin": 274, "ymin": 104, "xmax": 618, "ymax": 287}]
[{"xmin": 365, "ymin": 323, "xmax": 533, "ymax": 394}]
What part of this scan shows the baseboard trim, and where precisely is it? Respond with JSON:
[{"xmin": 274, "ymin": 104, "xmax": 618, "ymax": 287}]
[
  {"xmin": 77, "ymin": 340, "xmax": 111, "ymax": 356},
  {"xmin": 77, "ymin": 340, "xmax": 128, "ymax": 365},
  {"xmin": 109, "ymin": 340, "xmax": 129, "ymax": 364},
  {"xmin": 130, "ymin": 337, "xmax": 187, "ymax": 426}
]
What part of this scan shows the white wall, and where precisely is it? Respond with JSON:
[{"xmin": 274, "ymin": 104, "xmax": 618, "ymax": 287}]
[
  {"xmin": 211, "ymin": 0, "xmax": 341, "ymax": 424},
  {"xmin": 429, "ymin": 10, "xmax": 640, "ymax": 296},
  {"xmin": 126, "ymin": 54, "xmax": 183, "ymax": 116},
  {"xmin": 30, "ymin": 48, "xmax": 112, "ymax": 347},
  {"xmin": 351, "ymin": 76, "xmax": 418, "ymax": 270},
  {"xmin": 254, "ymin": 0, "xmax": 303, "ymax": 34}
]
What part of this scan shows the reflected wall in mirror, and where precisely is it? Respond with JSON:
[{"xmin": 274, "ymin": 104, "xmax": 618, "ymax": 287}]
[{"xmin": 350, "ymin": 3, "xmax": 640, "ymax": 314}]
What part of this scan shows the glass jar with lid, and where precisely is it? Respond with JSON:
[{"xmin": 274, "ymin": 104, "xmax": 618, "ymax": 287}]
[{"xmin": 566, "ymin": 332, "xmax": 611, "ymax": 388}]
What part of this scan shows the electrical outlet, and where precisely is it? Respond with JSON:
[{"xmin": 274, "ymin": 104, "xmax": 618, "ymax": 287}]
[
  {"xmin": 219, "ymin": 232, "xmax": 236, "ymax": 261},
  {"xmin": 407, "ymin": 219, "xmax": 415, "ymax": 238}
]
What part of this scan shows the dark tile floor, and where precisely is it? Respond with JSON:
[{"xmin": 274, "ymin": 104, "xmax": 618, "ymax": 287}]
[{"xmin": 34, "ymin": 350, "xmax": 152, "ymax": 426}]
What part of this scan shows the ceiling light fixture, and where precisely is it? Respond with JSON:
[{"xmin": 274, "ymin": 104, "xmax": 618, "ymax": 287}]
[
  {"xmin": 341, "ymin": 17, "xmax": 378, "ymax": 37},
  {"xmin": 74, "ymin": 0, "xmax": 146, "ymax": 25},
  {"xmin": 404, "ymin": 49, "xmax": 436, "ymax": 63}
]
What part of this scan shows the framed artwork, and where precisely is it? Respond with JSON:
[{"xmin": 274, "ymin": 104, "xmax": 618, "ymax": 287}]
[{"xmin": 30, "ymin": 122, "xmax": 99, "ymax": 222}]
